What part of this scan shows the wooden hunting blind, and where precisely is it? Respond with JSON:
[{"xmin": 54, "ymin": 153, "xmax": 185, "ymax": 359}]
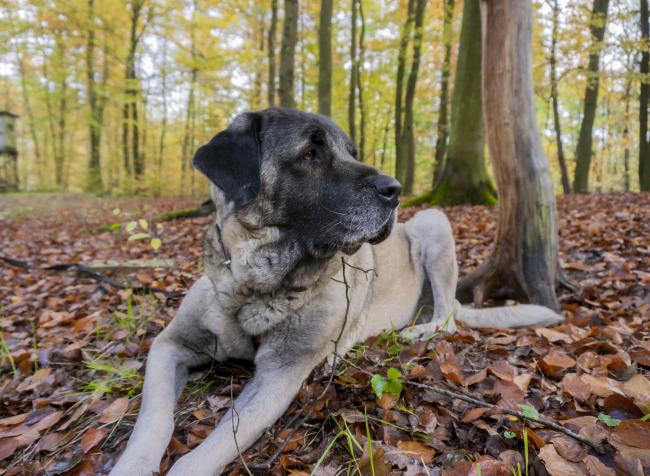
[{"xmin": 0, "ymin": 110, "xmax": 18, "ymax": 192}]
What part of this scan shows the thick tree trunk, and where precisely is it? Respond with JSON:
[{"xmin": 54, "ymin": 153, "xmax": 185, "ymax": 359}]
[
  {"xmin": 395, "ymin": 0, "xmax": 415, "ymax": 186},
  {"xmin": 458, "ymin": 0, "xmax": 560, "ymax": 310},
  {"xmin": 356, "ymin": 0, "xmax": 366, "ymax": 161},
  {"xmin": 640, "ymin": 0, "xmax": 650, "ymax": 191},
  {"xmin": 573, "ymin": 0, "xmax": 610, "ymax": 193},
  {"xmin": 419, "ymin": 0, "xmax": 495, "ymax": 206},
  {"xmin": 348, "ymin": 0, "xmax": 358, "ymax": 142},
  {"xmin": 401, "ymin": 0, "xmax": 427, "ymax": 193},
  {"xmin": 279, "ymin": 0, "xmax": 298, "ymax": 108},
  {"xmin": 432, "ymin": 0, "xmax": 454, "ymax": 187},
  {"xmin": 268, "ymin": 0, "xmax": 278, "ymax": 107},
  {"xmin": 318, "ymin": 0, "xmax": 333, "ymax": 116},
  {"xmin": 549, "ymin": 0, "xmax": 571, "ymax": 194}
]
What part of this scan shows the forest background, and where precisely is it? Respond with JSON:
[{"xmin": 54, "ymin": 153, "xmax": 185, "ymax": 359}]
[{"xmin": 1, "ymin": 0, "xmax": 648, "ymax": 200}]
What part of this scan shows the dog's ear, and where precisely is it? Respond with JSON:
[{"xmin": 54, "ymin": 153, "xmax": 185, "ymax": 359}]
[{"xmin": 193, "ymin": 113, "xmax": 262, "ymax": 206}]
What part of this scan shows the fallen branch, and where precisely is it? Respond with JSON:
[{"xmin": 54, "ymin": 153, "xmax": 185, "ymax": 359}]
[
  {"xmin": 96, "ymin": 199, "xmax": 215, "ymax": 232},
  {"xmin": 338, "ymin": 355, "xmax": 606, "ymax": 455},
  {"xmin": 0, "ymin": 256, "xmax": 185, "ymax": 299}
]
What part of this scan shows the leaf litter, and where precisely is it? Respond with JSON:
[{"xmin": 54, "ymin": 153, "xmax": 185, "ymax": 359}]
[{"xmin": 0, "ymin": 192, "xmax": 648, "ymax": 475}]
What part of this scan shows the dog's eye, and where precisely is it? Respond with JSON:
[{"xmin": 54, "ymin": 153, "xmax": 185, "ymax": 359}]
[{"xmin": 303, "ymin": 150, "xmax": 316, "ymax": 161}]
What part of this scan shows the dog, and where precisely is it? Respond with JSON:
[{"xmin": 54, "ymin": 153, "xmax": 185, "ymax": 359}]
[{"xmin": 110, "ymin": 108, "xmax": 563, "ymax": 476}]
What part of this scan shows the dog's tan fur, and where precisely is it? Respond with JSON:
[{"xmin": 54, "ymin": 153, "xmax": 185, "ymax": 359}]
[{"xmin": 110, "ymin": 111, "xmax": 563, "ymax": 476}]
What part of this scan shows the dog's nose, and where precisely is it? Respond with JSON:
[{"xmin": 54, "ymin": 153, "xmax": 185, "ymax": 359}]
[{"xmin": 369, "ymin": 174, "xmax": 401, "ymax": 207}]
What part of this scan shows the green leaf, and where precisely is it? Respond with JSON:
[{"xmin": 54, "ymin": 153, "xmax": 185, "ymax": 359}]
[
  {"xmin": 503, "ymin": 430, "xmax": 516, "ymax": 439},
  {"xmin": 112, "ymin": 208, "xmax": 121, "ymax": 216},
  {"xmin": 128, "ymin": 232, "xmax": 150, "ymax": 241},
  {"xmin": 598, "ymin": 413, "xmax": 621, "ymax": 427},
  {"xmin": 371, "ymin": 374, "xmax": 388, "ymax": 399},
  {"xmin": 516, "ymin": 404, "xmax": 539, "ymax": 421},
  {"xmin": 125, "ymin": 221, "xmax": 137, "ymax": 232},
  {"xmin": 138, "ymin": 219, "xmax": 149, "ymax": 230},
  {"xmin": 150, "ymin": 238, "xmax": 161, "ymax": 250}
]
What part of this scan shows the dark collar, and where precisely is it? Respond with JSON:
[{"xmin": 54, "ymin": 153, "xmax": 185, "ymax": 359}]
[{"xmin": 214, "ymin": 223, "xmax": 232, "ymax": 270}]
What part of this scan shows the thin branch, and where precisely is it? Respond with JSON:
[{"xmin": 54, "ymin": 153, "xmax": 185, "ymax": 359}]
[{"xmin": 338, "ymin": 355, "xmax": 605, "ymax": 455}]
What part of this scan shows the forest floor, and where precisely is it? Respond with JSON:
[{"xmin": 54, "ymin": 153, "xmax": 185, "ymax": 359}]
[{"xmin": 0, "ymin": 192, "xmax": 648, "ymax": 476}]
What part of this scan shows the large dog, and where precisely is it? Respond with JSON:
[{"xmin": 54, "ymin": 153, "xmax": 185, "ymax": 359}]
[{"xmin": 110, "ymin": 108, "xmax": 563, "ymax": 476}]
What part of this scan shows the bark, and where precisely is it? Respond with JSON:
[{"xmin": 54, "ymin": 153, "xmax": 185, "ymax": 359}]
[
  {"xmin": 417, "ymin": 0, "xmax": 495, "ymax": 206},
  {"xmin": 401, "ymin": 0, "xmax": 427, "ymax": 192},
  {"xmin": 573, "ymin": 0, "xmax": 610, "ymax": 193},
  {"xmin": 157, "ymin": 35, "xmax": 169, "ymax": 196},
  {"xmin": 356, "ymin": 0, "xmax": 366, "ymax": 160},
  {"xmin": 432, "ymin": 0, "xmax": 454, "ymax": 187},
  {"xmin": 457, "ymin": 0, "xmax": 560, "ymax": 310},
  {"xmin": 122, "ymin": 0, "xmax": 147, "ymax": 182},
  {"xmin": 348, "ymin": 0, "xmax": 358, "ymax": 142},
  {"xmin": 640, "ymin": 0, "xmax": 650, "ymax": 191},
  {"xmin": 549, "ymin": 0, "xmax": 571, "ymax": 194},
  {"xmin": 318, "ymin": 0, "xmax": 333, "ymax": 116},
  {"xmin": 181, "ymin": 15, "xmax": 198, "ymax": 195},
  {"xmin": 268, "ymin": 0, "xmax": 278, "ymax": 107},
  {"xmin": 395, "ymin": 0, "xmax": 415, "ymax": 185},
  {"xmin": 623, "ymin": 69, "xmax": 631, "ymax": 192},
  {"xmin": 279, "ymin": 0, "xmax": 298, "ymax": 108},
  {"xmin": 42, "ymin": 37, "xmax": 67, "ymax": 188}
]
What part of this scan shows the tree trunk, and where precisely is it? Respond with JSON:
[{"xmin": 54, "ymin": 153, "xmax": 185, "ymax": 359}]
[
  {"xmin": 421, "ymin": 0, "xmax": 495, "ymax": 206},
  {"xmin": 549, "ymin": 0, "xmax": 571, "ymax": 194},
  {"xmin": 348, "ymin": 0, "xmax": 358, "ymax": 142},
  {"xmin": 401, "ymin": 0, "xmax": 427, "ymax": 193},
  {"xmin": 279, "ymin": 0, "xmax": 298, "ymax": 108},
  {"xmin": 457, "ymin": 0, "xmax": 560, "ymax": 310},
  {"xmin": 395, "ymin": 0, "xmax": 415, "ymax": 186},
  {"xmin": 318, "ymin": 0, "xmax": 333, "ymax": 116},
  {"xmin": 573, "ymin": 0, "xmax": 610, "ymax": 193},
  {"xmin": 623, "ymin": 69, "xmax": 631, "ymax": 192},
  {"xmin": 157, "ymin": 35, "xmax": 169, "ymax": 196},
  {"xmin": 640, "ymin": 0, "xmax": 650, "ymax": 191},
  {"xmin": 432, "ymin": 0, "xmax": 454, "ymax": 187},
  {"xmin": 356, "ymin": 0, "xmax": 366, "ymax": 160},
  {"xmin": 268, "ymin": 0, "xmax": 278, "ymax": 107}
]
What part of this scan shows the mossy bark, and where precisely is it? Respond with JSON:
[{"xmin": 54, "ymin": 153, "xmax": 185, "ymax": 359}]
[{"xmin": 427, "ymin": 0, "xmax": 496, "ymax": 206}]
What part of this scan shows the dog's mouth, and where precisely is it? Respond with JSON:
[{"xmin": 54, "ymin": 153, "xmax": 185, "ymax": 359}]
[{"xmin": 312, "ymin": 208, "xmax": 397, "ymax": 256}]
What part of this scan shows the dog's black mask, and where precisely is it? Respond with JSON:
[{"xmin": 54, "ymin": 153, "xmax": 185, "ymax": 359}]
[{"xmin": 193, "ymin": 108, "xmax": 401, "ymax": 257}]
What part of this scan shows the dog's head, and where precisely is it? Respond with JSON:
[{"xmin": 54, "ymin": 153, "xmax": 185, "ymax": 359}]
[{"xmin": 193, "ymin": 108, "xmax": 400, "ymax": 258}]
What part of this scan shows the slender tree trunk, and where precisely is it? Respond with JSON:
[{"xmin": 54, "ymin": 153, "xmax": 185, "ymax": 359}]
[
  {"xmin": 640, "ymin": 0, "xmax": 650, "ymax": 191},
  {"xmin": 157, "ymin": 35, "xmax": 169, "ymax": 196},
  {"xmin": 432, "ymin": 0, "xmax": 455, "ymax": 187},
  {"xmin": 252, "ymin": 10, "xmax": 265, "ymax": 108},
  {"xmin": 549, "ymin": 0, "xmax": 571, "ymax": 194},
  {"xmin": 268, "ymin": 0, "xmax": 278, "ymax": 107},
  {"xmin": 395, "ymin": 0, "xmax": 415, "ymax": 187},
  {"xmin": 458, "ymin": 0, "xmax": 559, "ymax": 310},
  {"xmin": 573, "ymin": 0, "xmax": 610, "ymax": 193},
  {"xmin": 279, "ymin": 0, "xmax": 298, "ymax": 108},
  {"xmin": 348, "ymin": 0, "xmax": 358, "ymax": 142},
  {"xmin": 182, "ymin": 7, "xmax": 198, "ymax": 193},
  {"xmin": 401, "ymin": 0, "xmax": 427, "ymax": 193},
  {"xmin": 356, "ymin": 0, "xmax": 366, "ymax": 160},
  {"xmin": 623, "ymin": 70, "xmax": 631, "ymax": 192},
  {"xmin": 15, "ymin": 50, "xmax": 43, "ymax": 187},
  {"xmin": 423, "ymin": 0, "xmax": 495, "ymax": 205},
  {"xmin": 318, "ymin": 0, "xmax": 333, "ymax": 116}
]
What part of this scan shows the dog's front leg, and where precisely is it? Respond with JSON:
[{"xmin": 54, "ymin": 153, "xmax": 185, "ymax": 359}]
[
  {"xmin": 110, "ymin": 332, "xmax": 209, "ymax": 476},
  {"xmin": 166, "ymin": 345, "xmax": 324, "ymax": 476}
]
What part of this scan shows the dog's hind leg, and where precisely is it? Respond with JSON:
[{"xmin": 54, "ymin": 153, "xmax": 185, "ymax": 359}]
[{"xmin": 401, "ymin": 209, "xmax": 459, "ymax": 339}]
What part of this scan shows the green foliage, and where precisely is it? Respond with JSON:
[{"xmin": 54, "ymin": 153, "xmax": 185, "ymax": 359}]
[
  {"xmin": 598, "ymin": 413, "xmax": 621, "ymax": 427},
  {"xmin": 371, "ymin": 367, "xmax": 403, "ymax": 399},
  {"xmin": 516, "ymin": 404, "xmax": 540, "ymax": 422}
]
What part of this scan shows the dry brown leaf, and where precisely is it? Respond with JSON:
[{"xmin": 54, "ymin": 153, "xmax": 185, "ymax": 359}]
[
  {"xmin": 582, "ymin": 455, "xmax": 616, "ymax": 476},
  {"xmin": 535, "ymin": 328, "xmax": 572, "ymax": 344},
  {"xmin": 80, "ymin": 428, "xmax": 107, "ymax": 453},
  {"xmin": 539, "ymin": 444, "xmax": 588, "ymax": 476},
  {"xmin": 612, "ymin": 420, "xmax": 650, "ymax": 450},
  {"xmin": 0, "ymin": 438, "xmax": 18, "ymax": 462},
  {"xmin": 98, "ymin": 397, "xmax": 129, "ymax": 424},
  {"xmin": 551, "ymin": 435, "xmax": 588, "ymax": 462},
  {"xmin": 462, "ymin": 407, "xmax": 489, "ymax": 423},
  {"xmin": 396, "ymin": 440, "xmax": 435, "ymax": 464},
  {"xmin": 539, "ymin": 348, "xmax": 576, "ymax": 379},
  {"xmin": 621, "ymin": 374, "xmax": 650, "ymax": 406},
  {"xmin": 580, "ymin": 374, "xmax": 620, "ymax": 398}
]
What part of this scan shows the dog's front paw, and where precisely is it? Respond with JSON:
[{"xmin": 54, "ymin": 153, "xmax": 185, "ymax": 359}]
[{"xmin": 400, "ymin": 319, "xmax": 457, "ymax": 342}]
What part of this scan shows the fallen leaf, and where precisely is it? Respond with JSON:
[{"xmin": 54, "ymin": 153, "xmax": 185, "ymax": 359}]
[
  {"xmin": 539, "ymin": 444, "xmax": 588, "ymax": 476},
  {"xmin": 612, "ymin": 420, "xmax": 650, "ymax": 449},
  {"xmin": 98, "ymin": 397, "xmax": 129, "ymax": 424},
  {"xmin": 539, "ymin": 349, "xmax": 576, "ymax": 379},
  {"xmin": 396, "ymin": 440, "xmax": 435, "ymax": 464},
  {"xmin": 80, "ymin": 428, "xmax": 107, "ymax": 453}
]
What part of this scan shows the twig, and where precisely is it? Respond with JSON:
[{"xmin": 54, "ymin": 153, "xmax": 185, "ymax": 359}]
[
  {"xmin": 338, "ymin": 355, "xmax": 606, "ymax": 455},
  {"xmin": 0, "ymin": 255, "xmax": 185, "ymax": 299},
  {"xmin": 230, "ymin": 377, "xmax": 253, "ymax": 476}
]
